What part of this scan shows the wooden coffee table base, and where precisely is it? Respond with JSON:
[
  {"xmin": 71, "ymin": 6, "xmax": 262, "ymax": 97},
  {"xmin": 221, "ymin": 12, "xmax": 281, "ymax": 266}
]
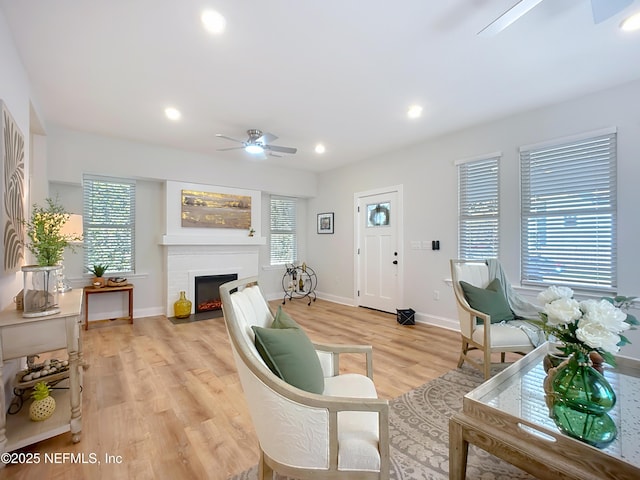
[
  {"xmin": 448, "ymin": 344, "xmax": 640, "ymax": 480},
  {"xmin": 450, "ymin": 413, "xmax": 591, "ymax": 480}
]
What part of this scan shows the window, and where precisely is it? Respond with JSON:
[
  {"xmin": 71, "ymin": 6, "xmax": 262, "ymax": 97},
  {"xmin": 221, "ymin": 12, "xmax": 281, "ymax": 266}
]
[
  {"xmin": 270, "ymin": 196, "xmax": 297, "ymax": 265},
  {"xmin": 520, "ymin": 129, "xmax": 617, "ymax": 290},
  {"xmin": 457, "ymin": 155, "xmax": 500, "ymax": 260},
  {"xmin": 83, "ymin": 175, "xmax": 136, "ymax": 274}
]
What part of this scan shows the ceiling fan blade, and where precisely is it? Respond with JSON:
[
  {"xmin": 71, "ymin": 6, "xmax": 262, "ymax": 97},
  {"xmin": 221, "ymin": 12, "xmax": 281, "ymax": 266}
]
[
  {"xmin": 266, "ymin": 145, "xmax": 297, "ymax": 154},
  {"xmin": 478, "ymin": 0, "xmax": 545, "ymax": 36},
  {"xmin": 591, "ymin": 0, "xmax": 633, "ymax": 24},
  {"xmin": 217, "ymin": 146, "xmax": 245, "ymax": 151},
  {"xmin": 258, "ymin": 132, "xmax": 278, "ymax": 144},
  {"xmin": 215, "ymin": 134, "xmax": 244, "ymax": 143}
]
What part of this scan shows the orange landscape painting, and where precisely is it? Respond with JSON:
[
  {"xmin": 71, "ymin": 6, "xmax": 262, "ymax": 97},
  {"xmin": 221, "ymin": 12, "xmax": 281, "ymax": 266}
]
[{"xmin": 181, "ymin": 190, "xmax": 251, "ymax": 229}]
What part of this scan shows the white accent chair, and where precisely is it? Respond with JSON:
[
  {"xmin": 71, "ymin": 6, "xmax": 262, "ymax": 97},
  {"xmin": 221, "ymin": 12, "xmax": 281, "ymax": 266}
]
[
  {"xmin": 450, "ymin": 259, "xmax": 535, "ymax": 379},
  {"xmin": 220, "ymin": 277, "xmax": 390, "ymax": 480}
]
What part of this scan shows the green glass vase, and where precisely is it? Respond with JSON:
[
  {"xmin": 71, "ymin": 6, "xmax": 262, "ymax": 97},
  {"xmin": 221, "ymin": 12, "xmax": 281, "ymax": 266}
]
[{"xmin": 550, "ymin": 351, "xmax": 617, "ymax": 447}]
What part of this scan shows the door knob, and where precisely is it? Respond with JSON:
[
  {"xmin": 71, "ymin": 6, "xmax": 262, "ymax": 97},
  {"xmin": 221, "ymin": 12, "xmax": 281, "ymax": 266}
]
[{"xmin": 393, "ymin": 260, "xmax": 398, "ymax": 265}]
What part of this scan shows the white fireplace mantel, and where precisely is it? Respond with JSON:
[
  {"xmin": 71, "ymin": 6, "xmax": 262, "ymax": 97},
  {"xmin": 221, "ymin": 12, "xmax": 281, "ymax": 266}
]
[{"xmin": 160, "ymin": 235, "xmax": 266, "ymax": 246}]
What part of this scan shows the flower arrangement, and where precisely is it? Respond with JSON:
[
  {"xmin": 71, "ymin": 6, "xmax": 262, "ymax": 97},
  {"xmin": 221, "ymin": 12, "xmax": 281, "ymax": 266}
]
[{"xmin": 533, "ymin": 286, "xmax": 639, "ymax": 367}]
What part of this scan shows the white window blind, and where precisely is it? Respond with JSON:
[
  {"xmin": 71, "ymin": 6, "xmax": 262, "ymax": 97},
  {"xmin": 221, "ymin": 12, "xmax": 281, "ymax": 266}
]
[
  {"xmin": 270, "ymin": 196, "xmax": 297, "ymax": 265},
  {"xmin": 520, "ymin": 131, "xmax": 617, "ymax": 290},
  {"xmin": 458, "ymin": 156, "xmax": 499, "ymax": 260},
  {"xmin": 83, "ymin": 175, "xmax": 136, "ymax": 274}
]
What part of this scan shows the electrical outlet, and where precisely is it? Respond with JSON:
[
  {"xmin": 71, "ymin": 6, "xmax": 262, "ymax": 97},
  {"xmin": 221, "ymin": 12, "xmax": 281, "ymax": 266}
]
[{"xmin": 433, "ymin": 290, "xmax": 440, "ymax": 300}]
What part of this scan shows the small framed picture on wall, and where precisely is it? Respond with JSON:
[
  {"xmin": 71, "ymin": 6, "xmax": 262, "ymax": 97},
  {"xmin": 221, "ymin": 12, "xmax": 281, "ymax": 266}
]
[{"xmin": 317, "ymin": 212, "xmax": 334, "ymax": 234}]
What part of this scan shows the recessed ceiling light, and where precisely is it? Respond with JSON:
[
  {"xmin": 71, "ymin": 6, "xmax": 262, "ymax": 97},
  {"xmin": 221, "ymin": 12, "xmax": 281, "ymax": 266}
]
[
  {"xmin": 407, "ymin": 105, "xmax": 423, "ymax": 119},
  {"xmin": 620, "ymin": 11, "xmax": 640, "ymax": 31},
  {"xmin": 315, "ymin": 144, "xmax": 326, "ymax": 154},
  {"xmin": 201, "ymin": 9, "xmax": 226, "ymax": 34},
  {"xmin": 165, "ymin": 107, "xmax": 181, "ymax": 121}
]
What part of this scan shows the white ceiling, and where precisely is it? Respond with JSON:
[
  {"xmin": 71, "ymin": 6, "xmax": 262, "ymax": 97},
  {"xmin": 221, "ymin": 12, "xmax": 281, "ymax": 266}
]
[{"xmin": 2, "ymin": 0, "xmax": 639, "ymax": 172}]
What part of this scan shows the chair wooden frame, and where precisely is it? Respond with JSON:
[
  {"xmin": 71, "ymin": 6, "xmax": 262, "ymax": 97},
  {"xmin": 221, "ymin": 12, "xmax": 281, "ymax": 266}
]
[
  {"xmin": 220, "ymin": 277, "xmax": 390, "ymax": 480},
  {"xmin": 450, "ymin": 259, "xmax": 534, "ymax": 379}
]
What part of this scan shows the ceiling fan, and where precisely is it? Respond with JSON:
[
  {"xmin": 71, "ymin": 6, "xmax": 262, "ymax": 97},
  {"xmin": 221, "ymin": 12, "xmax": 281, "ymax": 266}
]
[
  {"xmin": 478, "ymin": 0, "xmax": 634, "ymax": 36},
  {"xmin": 215, "ymin": 129, "xmax": 297, "ymax": 157}
]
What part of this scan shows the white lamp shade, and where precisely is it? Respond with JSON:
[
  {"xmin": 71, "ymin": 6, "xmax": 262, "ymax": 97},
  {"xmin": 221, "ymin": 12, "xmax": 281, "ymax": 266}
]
[{"xmin": 61, "ymin": 214, "xmax": 83, "ymax": 241}]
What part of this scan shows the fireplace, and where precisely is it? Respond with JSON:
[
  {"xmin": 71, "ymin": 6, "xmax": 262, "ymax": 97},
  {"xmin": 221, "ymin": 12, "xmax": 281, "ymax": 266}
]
[{"xmin": 194, "ymin": 273, "xmax": 238, "ymax": 316}]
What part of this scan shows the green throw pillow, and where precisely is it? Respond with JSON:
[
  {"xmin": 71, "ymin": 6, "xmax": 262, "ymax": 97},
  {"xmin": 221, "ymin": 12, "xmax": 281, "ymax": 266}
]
[
  {"xmin": 271, "ymin": 305, "xmax": 300, "ymax": 329},
  {"xmin": 459, "ymin": 278, "xmax": 515, "ymax": 324},
  {"xmin": 252, "ymin": 325, "xmax": 325, "ymax": 394}
]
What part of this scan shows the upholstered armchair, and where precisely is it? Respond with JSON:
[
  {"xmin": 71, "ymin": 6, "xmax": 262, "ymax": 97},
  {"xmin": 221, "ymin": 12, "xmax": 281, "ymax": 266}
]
[
  {"xmin": 220, "ymin": 277, "xmax": 389, "ymax": 480},
  {"xmin": 450, "ymin": 259, "xmax": 536, "ymax": 379}
]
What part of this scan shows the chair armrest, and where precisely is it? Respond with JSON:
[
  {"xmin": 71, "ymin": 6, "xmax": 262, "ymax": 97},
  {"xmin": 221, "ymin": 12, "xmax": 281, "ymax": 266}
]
[
  {"xmin": 313, "ymin": 342, "xmax": 374, "ymax": 379},
  {"xmin": 298, "ymin": 392, "xmax": 390, "ymax": 475},
  {"xmin": 459, "ymin": 303, "xmax": 491, "ymax": 325},
  {"xmin": 452, "ymin": 288, "xmax": 493, "ymax": 345}
]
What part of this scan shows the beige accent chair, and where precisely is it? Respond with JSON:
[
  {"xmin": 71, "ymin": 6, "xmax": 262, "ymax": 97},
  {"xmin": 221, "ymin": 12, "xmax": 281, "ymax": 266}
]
[
  {"xmin": 450, "ymin": 259, "xmax": 535, "ymax": 379},
  {"xmin": 220, "ymin": 277, "xmax": 390, "ymax": 480}
]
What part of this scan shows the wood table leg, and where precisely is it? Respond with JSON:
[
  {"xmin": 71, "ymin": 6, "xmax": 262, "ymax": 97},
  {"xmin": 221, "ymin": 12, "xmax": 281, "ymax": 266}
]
[
  {"xmin": 449, "ymin": 415, "xmax": 469, "ymax": 480},
  {"xmin": 84, "ymin": 289, "xmax": 89, "ymax": 330},
  {"xmin": 128, "ymin": 288, "xmax": 134, "ymax": 324}
]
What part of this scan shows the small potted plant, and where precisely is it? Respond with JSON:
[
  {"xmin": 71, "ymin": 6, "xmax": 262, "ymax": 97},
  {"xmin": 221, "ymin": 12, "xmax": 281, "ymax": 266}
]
[
  {"xmin": 87, "ymin": 264, "xmax": 109, "ymax": 287},
  {"xmin": 22, "ymin": 198, "xmax": 81, "ymax": 317}
]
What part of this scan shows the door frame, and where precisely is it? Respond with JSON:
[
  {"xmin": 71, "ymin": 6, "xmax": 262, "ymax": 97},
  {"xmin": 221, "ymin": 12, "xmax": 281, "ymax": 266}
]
[{"xmin": 353, "ymin": 185, "xmax": 404, "ymax": 309}]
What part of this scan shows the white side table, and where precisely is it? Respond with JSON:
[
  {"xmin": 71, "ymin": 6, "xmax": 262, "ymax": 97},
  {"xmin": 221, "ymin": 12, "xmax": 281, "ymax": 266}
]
[{"xmin": 0, "ymin": 289, "xmax": 83, "ymax": 464}]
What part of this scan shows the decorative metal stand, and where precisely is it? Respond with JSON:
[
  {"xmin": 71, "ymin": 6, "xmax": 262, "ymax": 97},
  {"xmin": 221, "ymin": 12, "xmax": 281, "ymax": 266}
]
[
  {"xmin": 282, "ymin": 264, "xmax": 317, "ymax": 306},
  {"xmin": 8, "ymin": 355, "xmax": 70, "ymax": 414}
]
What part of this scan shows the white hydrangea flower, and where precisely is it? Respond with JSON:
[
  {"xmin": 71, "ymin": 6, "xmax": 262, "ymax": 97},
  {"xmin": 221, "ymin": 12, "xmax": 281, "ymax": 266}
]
[
  {"xmin": 580, "ymin": 299, "xmax": 630, "ymax": 335},
  {"xmin": 576, "ymin": 318, "xmax": 621, "ymax": 353},
  {"xmin": 538, "ymin": 285, "xmax": 574, "ymax": 305},
  {"xmin": 543, "ymin": 297, "xmax": 582, "ymax": 326}
]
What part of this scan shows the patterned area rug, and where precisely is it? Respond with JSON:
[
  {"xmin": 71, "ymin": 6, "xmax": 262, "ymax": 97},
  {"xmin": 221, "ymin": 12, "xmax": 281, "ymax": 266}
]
[{"xmin": 229, "ymin": 365, "xmax": 534, "ymax": 480}]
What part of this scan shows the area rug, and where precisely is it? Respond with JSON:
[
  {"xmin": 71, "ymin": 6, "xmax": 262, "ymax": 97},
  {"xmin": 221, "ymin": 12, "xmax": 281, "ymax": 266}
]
[{"xmin": 228, "ymin": 365, "xmax": 534, "ymax": 480}]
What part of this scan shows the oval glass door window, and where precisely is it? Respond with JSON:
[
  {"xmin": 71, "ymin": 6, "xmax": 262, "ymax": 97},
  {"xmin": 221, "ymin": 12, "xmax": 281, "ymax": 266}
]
[{"xmin": 367, "ymin": 202, "xmax": 390, "ymax": 227}]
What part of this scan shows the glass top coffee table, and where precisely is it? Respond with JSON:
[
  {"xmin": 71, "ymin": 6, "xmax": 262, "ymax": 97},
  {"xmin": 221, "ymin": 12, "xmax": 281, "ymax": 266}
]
[{"xmin": 449, "ymin": 343, "xmax": 640, "ymax": 480}]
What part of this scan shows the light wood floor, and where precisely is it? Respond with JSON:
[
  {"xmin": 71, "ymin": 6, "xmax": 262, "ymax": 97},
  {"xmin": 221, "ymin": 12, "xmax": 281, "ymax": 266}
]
[{"xmin": 4, "ymin": 298, "xmax": 464, "ymax": 480}]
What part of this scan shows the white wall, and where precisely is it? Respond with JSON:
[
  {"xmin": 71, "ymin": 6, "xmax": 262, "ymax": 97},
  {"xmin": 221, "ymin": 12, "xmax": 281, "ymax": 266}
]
[
  {"xmin": 45, "ymin": 126, "xmax": 317, "ymax": 317},
  {"xmin": 46, "ymin": 126, "xmax": 317, "ymax": 198},
  {"xmin": 306, "ymin": 79, "xmax": 640, "ymax": 357},
  {"xmin": 0, "ymin": 11, "xmax": 31, "ymax": 311}
]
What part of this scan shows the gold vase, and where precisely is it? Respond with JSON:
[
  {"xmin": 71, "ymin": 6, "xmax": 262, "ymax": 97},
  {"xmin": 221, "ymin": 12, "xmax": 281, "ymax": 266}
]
[{"xmin": 174, "ymin": 291, "xmax": 192, "ymax": 319}]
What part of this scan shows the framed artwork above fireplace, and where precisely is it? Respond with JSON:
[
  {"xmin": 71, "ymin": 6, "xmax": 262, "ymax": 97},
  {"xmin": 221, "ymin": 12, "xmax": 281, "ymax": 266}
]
[{"xmin": 181, "ymin": 189, "xmax": 251, "ymax": 229}]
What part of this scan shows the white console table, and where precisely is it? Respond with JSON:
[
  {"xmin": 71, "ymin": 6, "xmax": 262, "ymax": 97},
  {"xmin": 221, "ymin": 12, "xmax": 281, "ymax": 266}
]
[{"xmin": 0, "ymin": 289, "xmax": 83, "ymax": 461}]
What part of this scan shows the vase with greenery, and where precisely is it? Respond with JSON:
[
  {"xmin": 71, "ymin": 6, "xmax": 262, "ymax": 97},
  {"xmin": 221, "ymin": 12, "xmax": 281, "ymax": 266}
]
[
  {"xmin": 21, "ymin": 198, "xmax": 81, "ymax": 317},
  {"xmin": 533, "ymin": 286, "xmax": 638, "ymax": 447}
]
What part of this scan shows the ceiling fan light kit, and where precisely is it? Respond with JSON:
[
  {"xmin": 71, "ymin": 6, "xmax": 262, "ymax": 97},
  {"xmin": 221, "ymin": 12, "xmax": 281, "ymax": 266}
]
[
  {"xmin": 215, "ymin": 129, "xmax": 297, "ymax": 158},
  {"xmin": 245, "ymin": 144, "xmax": 264, "ymax": 154},
  {"xmin": 620, "ymin": 11, "xmax": 640, "ymax": 31},
  {"xmin": 478, "ymin": 0, "xmax": 634, "ymax": 36}
]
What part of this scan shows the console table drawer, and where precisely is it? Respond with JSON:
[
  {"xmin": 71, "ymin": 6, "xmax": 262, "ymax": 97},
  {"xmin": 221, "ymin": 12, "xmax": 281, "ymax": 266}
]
[{"xmin": 1, "ymin": 317, "xmax": 78, "ymax": 360}]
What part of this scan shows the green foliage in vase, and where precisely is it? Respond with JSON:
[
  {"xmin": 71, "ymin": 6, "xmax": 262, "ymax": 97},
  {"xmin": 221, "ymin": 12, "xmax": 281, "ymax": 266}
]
[
  {"xmin": 23, "ymin": 198, "xmax": 81, "ymax": 266},
  {"xmin": 87, "ymin": 264, "xmax": 109, "ymax": 277}
]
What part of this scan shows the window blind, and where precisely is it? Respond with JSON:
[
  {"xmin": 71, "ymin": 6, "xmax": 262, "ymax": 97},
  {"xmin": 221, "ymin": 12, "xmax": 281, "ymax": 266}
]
[
  {"xmin": 458, "ymin": 156, "xmax": 499, "ymax": 260},
  {"xmin": 520, "ymin": 131, "xmax": 617, "ymax": 290},
  {"xmin": 83, "ymin": 175, "xmax": 136, "ymax": 274},
  {"xmin": 270, "ymin": 196, "xmax": 297, "ymax": 265}
]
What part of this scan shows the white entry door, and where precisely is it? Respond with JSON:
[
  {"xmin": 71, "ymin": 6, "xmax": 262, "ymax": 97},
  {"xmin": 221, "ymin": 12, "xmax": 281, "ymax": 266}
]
[{"xmin": 355, "ymin": 187, "xmax": 402, "ymax": 313}]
